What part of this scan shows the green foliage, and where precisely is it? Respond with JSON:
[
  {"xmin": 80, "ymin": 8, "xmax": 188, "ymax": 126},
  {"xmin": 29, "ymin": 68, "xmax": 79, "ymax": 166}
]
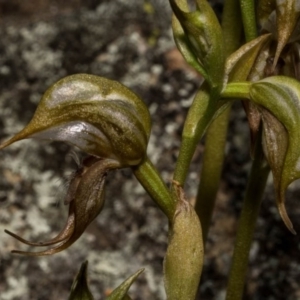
[
  {"xmin": 106, "ymin": 269, "xmax": 144, "ymax": 300},
  {"xmin": 68, "ymin": 261, "xmax": 94, "ymax": 300},
  {"xmin": 163, "ymin": 184, "xmax": 203, "ymax": 300},
  {"xmin": 1, "ymin": 0, "xmax": 300, "ymax": 299}
]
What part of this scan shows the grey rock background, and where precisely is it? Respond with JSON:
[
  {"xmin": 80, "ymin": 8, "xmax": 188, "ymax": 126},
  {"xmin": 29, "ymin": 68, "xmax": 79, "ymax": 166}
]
[{"xmin": 0, "ymin": 1, "xmax": 300, "ymax": 299}]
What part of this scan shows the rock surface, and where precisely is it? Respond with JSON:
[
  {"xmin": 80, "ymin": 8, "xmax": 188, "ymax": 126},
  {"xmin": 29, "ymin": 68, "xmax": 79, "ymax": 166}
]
[{"xmin": 0, "ymin": 1, "xmax": 300, "ymax": 300}]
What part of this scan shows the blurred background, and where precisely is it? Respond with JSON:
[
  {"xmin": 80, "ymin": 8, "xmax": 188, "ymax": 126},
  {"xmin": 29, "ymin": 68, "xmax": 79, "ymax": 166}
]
[{"xmin": 0, "ymin": 1, "xmax": 300, "ymax": 299}]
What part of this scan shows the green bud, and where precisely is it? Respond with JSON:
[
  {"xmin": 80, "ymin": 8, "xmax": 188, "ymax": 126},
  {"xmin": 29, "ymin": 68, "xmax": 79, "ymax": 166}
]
[
  {"xmin": 0, "ymin": 74, "xmax": 151, "ymax": 167},
  {"xmin": 169, "ymin": 0, "xmax": 225, "ymax": 88},
  {"xmin": 163, "ymin": 183, "xmax": 203, "ymax": 300},
  {"xmin": 171, "ymin": 12, "xmax": 209, "ymax": 78},
  {"xmin": 250, "ymin": 76, "xmax": 300, "ymax": 233}
]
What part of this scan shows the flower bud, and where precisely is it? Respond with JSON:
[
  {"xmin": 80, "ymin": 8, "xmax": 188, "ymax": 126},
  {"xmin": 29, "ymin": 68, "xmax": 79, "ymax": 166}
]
[
  {"xmin": 0, "ymin": 74, "xmax": 151, "ymax": 166},
  {"xmin": 170, "ymin": 0, "xmax": 225, "ymax": 88}
]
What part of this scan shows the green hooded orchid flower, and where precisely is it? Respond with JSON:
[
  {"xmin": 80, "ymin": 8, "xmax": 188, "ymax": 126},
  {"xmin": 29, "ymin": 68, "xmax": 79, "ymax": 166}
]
[{"xmin": 1, "ymin": 74, "xmax": 151, "ymax": 255}]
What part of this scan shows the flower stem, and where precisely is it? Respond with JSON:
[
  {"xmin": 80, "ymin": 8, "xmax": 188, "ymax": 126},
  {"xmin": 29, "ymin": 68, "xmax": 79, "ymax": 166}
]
[
  {"xmin": 239, "ymin": 0, "xmax": 257, "ymax": 42},
  {"xmin": 132, "ymin": 157, "xmax": 176, "ymax": 220},
  {"xmin": 173, "ymin": 85, "xmax": 218, "ymax": 187},
  {"xmin": 195, "ymin": 106, "xmax": 231, "ymax": 242},
  {"xmin": 226, "ymin": 133, "xmax": 270, "ymax": 300},
  {"xmin": 222, "ymin": 0, "xmax": 242, "ymax": 50},
  {"xmin": 195, "ymin": 0, "xmax": 242, "ymax": 243},
  {"xmin": 221, "ymin": 82, "xmax": 251, "ymax": 100}
]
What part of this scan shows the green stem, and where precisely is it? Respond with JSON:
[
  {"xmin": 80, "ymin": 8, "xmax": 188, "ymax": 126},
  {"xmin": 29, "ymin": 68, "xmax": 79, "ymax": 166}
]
[
  {"xmin": 132, "ymin": 157, "xmax": 176, "ymax": 220},
  {"xmin": 239, "ymin": 0, "xmax": 257, "ymax": 41},
  {"xmin": 226, "ymin": 135, "xmax": 270, "ymax": 300},
  {"xmin": 195, "ymin": 106, "xmax": 231, "ymax": 242},
  {"xmin": 221, "ymin": 82, "xmax": 251, "ymax": 99},
  {"xmin": 222, "ymin": 0, "xmax": 242, "ymax": 50},
  {"xmin": 173, "ymin": 85, "xmax": 219, "ymax": 186},
  {"xmin": 195, "ymin": 0, "xmax": 242, "ymax": 243}
]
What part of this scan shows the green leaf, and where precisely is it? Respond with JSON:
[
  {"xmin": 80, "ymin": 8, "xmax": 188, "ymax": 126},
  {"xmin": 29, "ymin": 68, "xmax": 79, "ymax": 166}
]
[
  {"xmin": 250, "ymin": 76, "xmax": 300, "ymax": 233},
  {"xmin": 224, "ymin": 36, "xmax": 269, "ymax": 149},
  {"xmin": 169, "ymin": 0, "xmax": 225, "ymax": 88},
  {"xmin": 173, "ymin": 84, "xmax": 220, "ymax": 185},
  {"xmin": 164, "ymin": 184, "xmax": 203, "ymax": 300},
  {"xmin": 106, "ymin": 269, "xmax": 144, "ymax": 300},
  {"xmin": 224, "ymin": 34, "xmax": 271, "ymax": 155},
  {"xmin": 68, "ymin": 261, "xmax": 94, "ymax": 300},
  {"xmin": 224, "ymin": 34, "xmax": 271, "ymax": 83},
  {"xmin": 0, "ymin": 74, "xmax": 151, "ymax": 167}
]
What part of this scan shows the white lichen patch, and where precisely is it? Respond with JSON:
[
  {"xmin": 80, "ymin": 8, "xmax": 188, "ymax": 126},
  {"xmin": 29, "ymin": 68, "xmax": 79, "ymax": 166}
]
[{"xmin": 0, "ymin": 276, "xmax": 28, "ymax": 300}]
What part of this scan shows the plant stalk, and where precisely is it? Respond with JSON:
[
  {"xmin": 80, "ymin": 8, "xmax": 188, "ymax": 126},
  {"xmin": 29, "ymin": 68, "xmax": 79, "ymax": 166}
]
[
  {"xmin": 222, "ymin": 0, "xmax": 242, "ymax": 49},
  {"xmin": 226, "ymin": 135, "xmax": 270, "ymax": 300},
  {"xmin": 221, "ymin": 82, "xmax": 251, "ymax": 99},
  {"xmin": 195, "ymin": 0, "xmax": 242, "ymax": 243},
  {"xmin": 195, "ymin": 106, "xmax": 231, "ymax": 242},
  {"xmin": 133, "ymin": 157, "xmax": 176, "ymax": 220},
  {"xmin": 239, "ymin": 0, "xmax": 257, "ymax": 41},
  {"xmin": 173, "ymin": 85, "xmax": 218, "ymax": 187},
  {"xmin": 225, "ymin": 1, "xmax": 262, "ymax": 298}
]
